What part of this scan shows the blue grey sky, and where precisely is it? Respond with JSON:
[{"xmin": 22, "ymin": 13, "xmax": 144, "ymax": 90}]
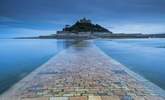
[{"xmin": 1, "ymin": 0, "xmax": 165, "ymax": 37}]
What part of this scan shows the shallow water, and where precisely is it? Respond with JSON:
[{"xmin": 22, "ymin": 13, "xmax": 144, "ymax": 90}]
[
  {"xmin": 95, "ymin": 38, "xmax": 165, "ymax": 90},
  {"xmin": 0, "ymin": 39, "xmax": 73, "ymax": 94},
  {"xmin": 0, "ymin": 38, "xmax": 165, "ymax": 94}
]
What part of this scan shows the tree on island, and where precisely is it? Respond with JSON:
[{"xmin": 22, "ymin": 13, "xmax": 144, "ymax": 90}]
[{"xmin": 62, "ymin": 18, "xmax": 112, "ymax": 33}]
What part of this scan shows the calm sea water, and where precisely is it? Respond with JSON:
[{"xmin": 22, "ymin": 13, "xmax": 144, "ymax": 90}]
[
  {"xmin": 95, "ymin": 38, "xmax": 165, "ymax": 90},
  {"xmin": 0, "ymin": 39, "xmax": 72, "ymax": 94},
  {"xmin": 0, "ymin": 39, "xmax": 165, "ymax": 94}
]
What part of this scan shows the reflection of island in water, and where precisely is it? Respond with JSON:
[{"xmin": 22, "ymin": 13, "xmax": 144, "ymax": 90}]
[{"xmin": 57, "ymin": 39, "xmax": 92, "ymax": 50}]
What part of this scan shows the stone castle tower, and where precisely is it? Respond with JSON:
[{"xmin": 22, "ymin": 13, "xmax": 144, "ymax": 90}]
[{"xmin": 79, "ymin": 18, "xmax": 91, "ymax": 23}]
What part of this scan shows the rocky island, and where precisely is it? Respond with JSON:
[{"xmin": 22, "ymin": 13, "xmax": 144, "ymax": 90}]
[
  {"xmin": 17, "ymin": 18, "xmax": 165, "ymax": 39},
  {"xmin": 38, "ymin": 18, "xmax": 113, "ymax": 39}
]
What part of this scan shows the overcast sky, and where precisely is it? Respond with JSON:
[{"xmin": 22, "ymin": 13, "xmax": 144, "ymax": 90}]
[{"xmin": 1, "ymin": 0, "xmax": 165, "ymax": 37}]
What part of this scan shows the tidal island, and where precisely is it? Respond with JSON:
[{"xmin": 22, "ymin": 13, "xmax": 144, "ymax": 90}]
[
  {"xmin": 38, "ymin": 18, "xmax": 113, "ymax": 39},
  {"xmin": 21, "ymin": 18, "xmax": 165, "ymax": 39}
]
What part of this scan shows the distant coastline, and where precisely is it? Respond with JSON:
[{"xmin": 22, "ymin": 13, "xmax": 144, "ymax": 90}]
[{"xmin": 15, "ymin": 33, "xmax": 165, "ymax": 39}]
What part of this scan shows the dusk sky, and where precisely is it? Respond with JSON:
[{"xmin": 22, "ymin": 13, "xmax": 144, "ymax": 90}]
[{"xmin": 1, "ymin": 0, "xmax": 165, "ymax": 37}]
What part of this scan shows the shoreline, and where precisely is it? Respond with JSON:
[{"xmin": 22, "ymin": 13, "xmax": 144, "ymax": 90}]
[{"xmin": 14, "ymin": 32, "xmax": 165, "ymax": 39}]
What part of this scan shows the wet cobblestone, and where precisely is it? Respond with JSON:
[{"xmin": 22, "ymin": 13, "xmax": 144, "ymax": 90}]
[{"xmin": 0, "ymin": 41, "xmax": 165, "ymax": 100}]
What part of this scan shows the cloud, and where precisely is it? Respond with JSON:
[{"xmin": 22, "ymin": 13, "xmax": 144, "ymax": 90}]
[
  {"xmin": 1, "ymin": 0, "xmax": 165, "ymax": 20},
  {"xmin": 111, "ymin": 23, "xmax": 165, "ymax": 34},
  {"xmin": 0, "ymin": 0, "xmax": 165, "ymax": 36},
  {"xmin": 0, "ymin": 16, "xmax": 64, "ymax": 31},
  {"xmin": 0, "ymin": 26, "xmax": 57, "ymax": 38}
]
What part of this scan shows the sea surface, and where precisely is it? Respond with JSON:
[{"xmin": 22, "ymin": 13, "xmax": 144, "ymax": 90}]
[
  {"xmin": 0, "ymin": 38, "xmax": 165, "ymax": 94},
  {"xmin": 0, "ymin": 39, "xmax": 72, "ymax": 94},
  {"xmin": 95, "ymin": 38, "xmax": 165, "ymax": 90}
]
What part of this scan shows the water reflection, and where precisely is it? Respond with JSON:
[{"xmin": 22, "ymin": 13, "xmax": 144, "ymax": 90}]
[
  {"xmin": 95, "ymin": 39, "xmax": 165, "ymax": 90},
  {"xmin": 60, "ymin": 39, "xmax": 92, "ymax": 50},
  {"xmin": 0, "ymin": 39, "xmax": 67, "ymax": 94},
  {"xmin": 0, "ymin": 39, "xmax": 92, "ymax": 94}
]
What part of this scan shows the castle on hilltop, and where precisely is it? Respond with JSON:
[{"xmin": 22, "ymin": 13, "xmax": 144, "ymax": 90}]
[
  {"xmin": 55, "ymin": 18, "xmax": 112, "ymax": 39},
  {"xmin": 58, "ymin": 18, "xmax": 112, "ymax": 33},
  {"xmin": 79, "ymin": 17, "xmax": 91, "ymax": 23}
]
